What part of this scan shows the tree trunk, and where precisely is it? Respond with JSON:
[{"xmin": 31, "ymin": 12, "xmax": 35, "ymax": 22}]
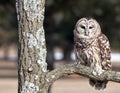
[
  {"xmin": 63, "ymin": 45, "xmax": 73, "ymax": 62},
  {"xmin": 16, "ymin": 0, "xmax": 49, "ymax": 93},
  {"xmin": 3, "ymin": 44, "xmax": 9, "ymax": 60},
  {"xmin": 46, "ymin": 46, "xmax": 54, "ymax": 71}
]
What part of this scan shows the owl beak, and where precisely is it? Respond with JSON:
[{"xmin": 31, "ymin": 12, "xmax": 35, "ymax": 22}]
[{"xmin": 85, "ymin": 31, "xmax": 89, "ymax": 36}]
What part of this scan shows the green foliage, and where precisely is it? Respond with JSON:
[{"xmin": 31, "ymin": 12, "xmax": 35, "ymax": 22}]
[
  {"xmin": 0, "ymin": 0, "xmax": 17, "ymax": 45},
  {"xmin": 45, "ymin": 0, "xmax": 120, "ymax": 49},
  {"xmin": 0, "ymin": 0, "xmax": 120, "ymax": 49}
]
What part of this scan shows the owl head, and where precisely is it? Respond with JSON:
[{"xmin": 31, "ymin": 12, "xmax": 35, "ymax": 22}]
[{"xmin": 74, "ymin": 18, "xmax": 101, "ymax": 38}]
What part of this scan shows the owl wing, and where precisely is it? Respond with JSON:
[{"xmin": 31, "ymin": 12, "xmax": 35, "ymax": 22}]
[
  {"xmin": 98, "ymin": 34, "xmax": 112, "ymax": 70},
  {"xmin": 74, "ymin": 37, "xmax": 88, "ymax": 65},
  {"xmin": 74, "ymin": 42, "xmax": 84, "ymax": 64}
]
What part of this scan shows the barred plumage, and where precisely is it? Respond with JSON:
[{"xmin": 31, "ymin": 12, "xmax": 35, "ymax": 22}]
[{"xmin": 74, "ymin": 18, "xmax": 111, "ymax": 90}]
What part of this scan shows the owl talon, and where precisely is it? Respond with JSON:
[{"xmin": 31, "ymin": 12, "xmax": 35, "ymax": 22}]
[
  {"xmin": 92, "ymin": 70, "xmax": 104, "ymax": 76},
  {"xmin": 75, "ymin": 62, "xmax": 81, "ymax": 68}
]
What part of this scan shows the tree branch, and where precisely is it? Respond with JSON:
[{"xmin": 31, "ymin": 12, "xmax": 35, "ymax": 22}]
[{"xmin": 46, "ymin": 63, "xmax": 120, "ymax": 86}]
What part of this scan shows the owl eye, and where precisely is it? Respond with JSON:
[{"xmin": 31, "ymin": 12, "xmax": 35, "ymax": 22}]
[
  {"xmin": 89, "ymin": 26, "xmax": 94, "ymax": 29},
  {"xmin": 80, "ymin": 25, "xmax": 85, "ymax": 29}
]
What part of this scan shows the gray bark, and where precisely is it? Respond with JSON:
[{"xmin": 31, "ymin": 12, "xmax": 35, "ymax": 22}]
[
  {"xmin": 16, "ymin": 0, "xmax": 120, "ymax": 93},
  {"xmin": 16, "ymin": 0, "xmax": 48, "ymax": 93}
]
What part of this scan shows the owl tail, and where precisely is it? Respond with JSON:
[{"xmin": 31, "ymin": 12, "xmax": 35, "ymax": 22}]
[{"xmin": 89, "ymin": 79, "xmax": 108, "ymax": 90}]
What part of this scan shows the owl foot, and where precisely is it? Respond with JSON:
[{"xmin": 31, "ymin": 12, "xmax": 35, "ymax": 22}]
[
  {"xmin": 75, "ymin": 62, "xmax": 81, "ymax": 67},
  {"xmin": 92, "ymin": 69, "xmax": 104, "ymax": 76}
]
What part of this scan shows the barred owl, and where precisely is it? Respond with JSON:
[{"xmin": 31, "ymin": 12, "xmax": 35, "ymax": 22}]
[{"xmin": 74, "ymin": 18, "xmax": 111, "ymax": 90}]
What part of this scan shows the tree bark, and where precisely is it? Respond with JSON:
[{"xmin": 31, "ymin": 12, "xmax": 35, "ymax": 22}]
[
  {"xmin": 16, "ymin": 0, "xmax": 48, "ymax": 93},
  {"xmin": 3, "ymin": 44, "xmax": 9, "ymax": 60},
  {"xmin": 16, "ymin": 0, "xmax": 120, "ymax": 93},
  {"xmin": 46, "ymin": 64, "xmax": 120, "ymax": 86}
]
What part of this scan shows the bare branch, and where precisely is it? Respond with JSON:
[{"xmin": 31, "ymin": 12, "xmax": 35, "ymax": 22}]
[{"xmin": 46, "ymin": 63, "xmax": 120, "ymax": 86}]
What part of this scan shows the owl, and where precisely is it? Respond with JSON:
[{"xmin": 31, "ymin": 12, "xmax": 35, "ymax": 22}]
[{"xmin": 74, "ymin": 17, "xmax": 111, "ymax": 90}]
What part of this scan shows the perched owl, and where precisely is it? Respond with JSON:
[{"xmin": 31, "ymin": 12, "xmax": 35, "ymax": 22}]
[{"xmin": 74, "ymin": 18, "xmax": 111, "ymax": 90}]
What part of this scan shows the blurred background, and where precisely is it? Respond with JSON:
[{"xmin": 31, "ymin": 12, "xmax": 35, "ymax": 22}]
[{"xmin": 0, "ymin": 0, "xmax": 120, "ymax": 93}]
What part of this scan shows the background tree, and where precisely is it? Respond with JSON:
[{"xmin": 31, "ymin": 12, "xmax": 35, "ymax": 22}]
[
  {"xmin": 44, "ymin": 0, "xmax": 120, "ymax": 67},
  {"xmin": 0, "ymin": 0, "xmax": 17, "ymax": 60},
  {"xmin": 0, "ymin": 0, "xmax": 120, "ymax": 63},
  {"xmin": 45, "ymin": 0, "xmax": 120, "ymax": 50}
]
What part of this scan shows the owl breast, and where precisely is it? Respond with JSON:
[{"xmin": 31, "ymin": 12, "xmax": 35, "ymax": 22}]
[{"xmin": 75, "ymin": 38, "xmax": 101, "ymax": 66}]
